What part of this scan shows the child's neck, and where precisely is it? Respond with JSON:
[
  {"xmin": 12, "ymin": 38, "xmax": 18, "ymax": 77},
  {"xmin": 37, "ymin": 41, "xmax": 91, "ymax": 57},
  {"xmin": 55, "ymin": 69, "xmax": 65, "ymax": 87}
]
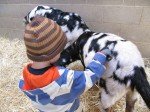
[{"xmin": 31, "ymin": 61, "xmax": 51, "ymax": 69}]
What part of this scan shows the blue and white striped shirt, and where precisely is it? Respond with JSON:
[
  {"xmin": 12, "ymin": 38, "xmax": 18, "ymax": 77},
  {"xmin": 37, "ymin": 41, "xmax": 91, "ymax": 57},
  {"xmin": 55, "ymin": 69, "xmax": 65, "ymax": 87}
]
[{"xmin": 19, "ymin": 53, "xmax": 106, "ymax": 112}]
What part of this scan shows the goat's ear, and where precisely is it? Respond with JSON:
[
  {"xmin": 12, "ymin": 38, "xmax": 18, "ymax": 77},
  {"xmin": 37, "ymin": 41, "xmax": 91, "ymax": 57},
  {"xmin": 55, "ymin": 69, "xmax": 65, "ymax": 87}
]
[
  {"xmin": 23, "ymin": 10, "xmax": 34, "ymax": 25},
  {"xmin": 23, "ymin": 18, "xmax": 27, "ymax": 25},
  {"xmin": 23, "ymin": 15, "xmax": 29, "ymax": 25}
]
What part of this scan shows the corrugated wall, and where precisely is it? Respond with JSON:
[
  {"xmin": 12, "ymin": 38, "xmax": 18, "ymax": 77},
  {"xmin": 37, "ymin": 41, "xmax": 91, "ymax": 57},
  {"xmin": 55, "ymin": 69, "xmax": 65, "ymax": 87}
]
[{"xmin": 0, "ymin": 0, "xmax": 150, "ymax": 57}]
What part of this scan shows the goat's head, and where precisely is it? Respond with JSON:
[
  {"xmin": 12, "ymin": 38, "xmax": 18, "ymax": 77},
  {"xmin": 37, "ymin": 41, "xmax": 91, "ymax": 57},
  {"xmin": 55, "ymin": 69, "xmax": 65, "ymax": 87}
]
[{"xmin": 23, "ymin": 5, "xmax": 52, "ymax": 25}]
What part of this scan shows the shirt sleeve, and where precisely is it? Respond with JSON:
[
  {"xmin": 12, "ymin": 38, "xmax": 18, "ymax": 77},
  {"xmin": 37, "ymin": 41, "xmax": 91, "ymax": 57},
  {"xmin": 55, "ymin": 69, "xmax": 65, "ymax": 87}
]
[{"xmin": 59, "ymin": 52, "xmax": 106, "ymax": 98}]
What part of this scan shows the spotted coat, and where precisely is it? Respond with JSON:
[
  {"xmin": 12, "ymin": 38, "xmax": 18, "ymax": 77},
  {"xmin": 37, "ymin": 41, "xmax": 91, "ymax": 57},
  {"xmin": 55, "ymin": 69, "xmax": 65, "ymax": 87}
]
[{"xmin": 57, "ymin": 31, "xmax": 150, "ymax": 111}]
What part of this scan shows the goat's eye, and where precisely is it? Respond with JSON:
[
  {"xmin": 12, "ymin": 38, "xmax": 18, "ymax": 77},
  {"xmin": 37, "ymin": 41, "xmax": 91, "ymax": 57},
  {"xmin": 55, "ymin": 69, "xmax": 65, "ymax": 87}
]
[{"xmin": 30, "ymin": 17, "xmax": 34, "ymax": 21}]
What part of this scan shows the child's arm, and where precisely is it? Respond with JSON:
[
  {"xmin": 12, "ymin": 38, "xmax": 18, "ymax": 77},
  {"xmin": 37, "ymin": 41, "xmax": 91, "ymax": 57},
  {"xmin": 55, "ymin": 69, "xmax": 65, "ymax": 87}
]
[{"xmin": 59, "ymin": 49, "xmax": 112, "ymax": 98}]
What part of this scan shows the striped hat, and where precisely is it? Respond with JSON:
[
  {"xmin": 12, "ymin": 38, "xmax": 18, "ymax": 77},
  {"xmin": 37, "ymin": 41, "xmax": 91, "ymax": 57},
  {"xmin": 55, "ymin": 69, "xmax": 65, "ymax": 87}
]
[{"xmin": 24, "ymin": 16, "xmax": 67, "ymax": 62}]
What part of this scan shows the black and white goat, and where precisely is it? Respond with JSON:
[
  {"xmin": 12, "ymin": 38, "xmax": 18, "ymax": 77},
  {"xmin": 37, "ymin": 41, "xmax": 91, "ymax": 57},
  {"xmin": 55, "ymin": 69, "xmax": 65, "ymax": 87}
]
[
  {"xmin": 57, "ymin": 31, "xmax": 150, "ymax": 112},
  {"xmin": 24, "ymin": 5, "xmax": 89, "ymax": 48},
  {"xmin": 24, "ymin": 5, "xmax": 150, "ymax": 112}
]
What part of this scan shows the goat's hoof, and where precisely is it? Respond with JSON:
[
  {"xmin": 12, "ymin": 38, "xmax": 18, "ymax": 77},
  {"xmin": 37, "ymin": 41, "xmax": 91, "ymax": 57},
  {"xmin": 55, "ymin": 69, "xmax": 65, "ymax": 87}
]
[{"xmin": 104, "ymin": 107, "xmax": 114, "ymax": 112}]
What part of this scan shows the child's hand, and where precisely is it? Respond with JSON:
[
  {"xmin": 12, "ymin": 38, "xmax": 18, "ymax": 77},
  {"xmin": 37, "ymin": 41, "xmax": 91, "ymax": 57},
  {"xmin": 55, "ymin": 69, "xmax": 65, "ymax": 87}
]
[{"xmin": 100, "ymin": 48, "xmax": 113, "ymax": 61}]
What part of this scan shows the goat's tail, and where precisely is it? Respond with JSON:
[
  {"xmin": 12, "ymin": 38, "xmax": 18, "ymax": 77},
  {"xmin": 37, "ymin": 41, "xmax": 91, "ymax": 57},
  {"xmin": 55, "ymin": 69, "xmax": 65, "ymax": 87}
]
[{"xmin": 131, "ymin": 66, "xmax": 150, "ymax": 109}]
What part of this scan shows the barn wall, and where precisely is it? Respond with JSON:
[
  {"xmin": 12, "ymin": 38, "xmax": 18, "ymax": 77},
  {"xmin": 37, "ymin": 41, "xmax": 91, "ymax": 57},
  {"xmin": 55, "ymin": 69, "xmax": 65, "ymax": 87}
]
[{"xmin": 0, "ymin": 0, "xmax": 150, "ymax": 57}]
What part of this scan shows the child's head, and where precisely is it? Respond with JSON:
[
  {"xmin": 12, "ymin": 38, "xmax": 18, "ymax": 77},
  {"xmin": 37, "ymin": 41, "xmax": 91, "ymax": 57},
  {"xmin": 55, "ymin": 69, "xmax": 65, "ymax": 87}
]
[{"xmin": 24, "ymin": 16, "xmax": 67, "ymax": 62}]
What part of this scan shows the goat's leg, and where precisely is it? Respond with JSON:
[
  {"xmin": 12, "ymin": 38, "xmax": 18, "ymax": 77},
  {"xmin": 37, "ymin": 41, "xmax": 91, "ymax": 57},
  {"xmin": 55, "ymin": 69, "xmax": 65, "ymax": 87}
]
[
  {"xmin": 55, "ymin": 43, "xmax": 80, "ymax": 67},
  {"xmin": 105, "ymin": 108, "xmax": 114, "ymax": 112},
  {"xmin": 99, "ymin": 88, "xmax": 115, "ymax": 112},
  {"xmin": 98, "ymin": 79, "xmax": 113, "ymax": 112},
  {"xmin": 99, "ymin": 78, "xmax": 128, "ymax": 112},
  {"xmin": 125, "ymin": 90, "xmax": 138, "ymax": 112}
]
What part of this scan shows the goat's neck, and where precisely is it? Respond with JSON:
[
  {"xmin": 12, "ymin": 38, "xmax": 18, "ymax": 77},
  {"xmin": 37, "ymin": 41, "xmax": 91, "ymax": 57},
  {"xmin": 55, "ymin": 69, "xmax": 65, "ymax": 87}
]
[{"xmin": 76, "ymin": 31, "xmax": 95, "ymax": 68}]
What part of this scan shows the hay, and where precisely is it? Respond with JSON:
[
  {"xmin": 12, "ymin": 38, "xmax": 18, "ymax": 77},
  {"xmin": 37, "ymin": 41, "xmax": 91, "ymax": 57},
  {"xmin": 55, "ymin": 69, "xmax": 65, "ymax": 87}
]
[{"xmin": 0, "ymin": 37, "xmax": 150, "ymax": 112}]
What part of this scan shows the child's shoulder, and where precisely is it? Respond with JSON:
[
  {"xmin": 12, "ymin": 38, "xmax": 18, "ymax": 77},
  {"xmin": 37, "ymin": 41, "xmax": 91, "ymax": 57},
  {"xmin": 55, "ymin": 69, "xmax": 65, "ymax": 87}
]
[{"xmin": 57, "ymin": 66, "xmax": 68, "ymax": 75}]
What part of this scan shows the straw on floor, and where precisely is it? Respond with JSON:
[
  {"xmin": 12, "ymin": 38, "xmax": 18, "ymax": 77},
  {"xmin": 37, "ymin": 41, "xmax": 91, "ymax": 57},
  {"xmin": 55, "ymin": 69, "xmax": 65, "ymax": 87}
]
[{"xmin": 0, "ymin": 37, "xmax": 149, "ymax": 112}]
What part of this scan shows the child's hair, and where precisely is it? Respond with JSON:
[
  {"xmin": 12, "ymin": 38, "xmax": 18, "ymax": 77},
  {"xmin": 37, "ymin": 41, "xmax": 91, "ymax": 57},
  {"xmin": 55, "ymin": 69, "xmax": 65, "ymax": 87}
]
[{"xmin": 24, "ymin": 16, "xmax": 67, "ymax": 62}]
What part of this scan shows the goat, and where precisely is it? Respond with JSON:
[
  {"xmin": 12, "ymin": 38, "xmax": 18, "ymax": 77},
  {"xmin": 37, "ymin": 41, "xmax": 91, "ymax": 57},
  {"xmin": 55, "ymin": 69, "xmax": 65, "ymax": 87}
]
[
  {"xmin": 57, "ymin": 31, "xmax": 150, "ymax": 112},
  {"xmin": 24, "ymin": 5, "xmax": 90, "ymax": 48}
]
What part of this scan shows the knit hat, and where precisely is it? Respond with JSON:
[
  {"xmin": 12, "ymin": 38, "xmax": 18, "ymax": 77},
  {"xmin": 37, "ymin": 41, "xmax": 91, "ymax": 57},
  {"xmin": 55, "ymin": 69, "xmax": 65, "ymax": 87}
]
[{"xmin": 24, "ymin": 16, "xmax": 67, "ymax": 62}]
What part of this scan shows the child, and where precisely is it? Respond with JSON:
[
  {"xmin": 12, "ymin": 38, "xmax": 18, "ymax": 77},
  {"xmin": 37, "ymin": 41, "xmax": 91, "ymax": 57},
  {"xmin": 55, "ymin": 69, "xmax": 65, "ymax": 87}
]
[{"xmin": 19, "ymin": 16, "xmax": 112, "ymax": 112}]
